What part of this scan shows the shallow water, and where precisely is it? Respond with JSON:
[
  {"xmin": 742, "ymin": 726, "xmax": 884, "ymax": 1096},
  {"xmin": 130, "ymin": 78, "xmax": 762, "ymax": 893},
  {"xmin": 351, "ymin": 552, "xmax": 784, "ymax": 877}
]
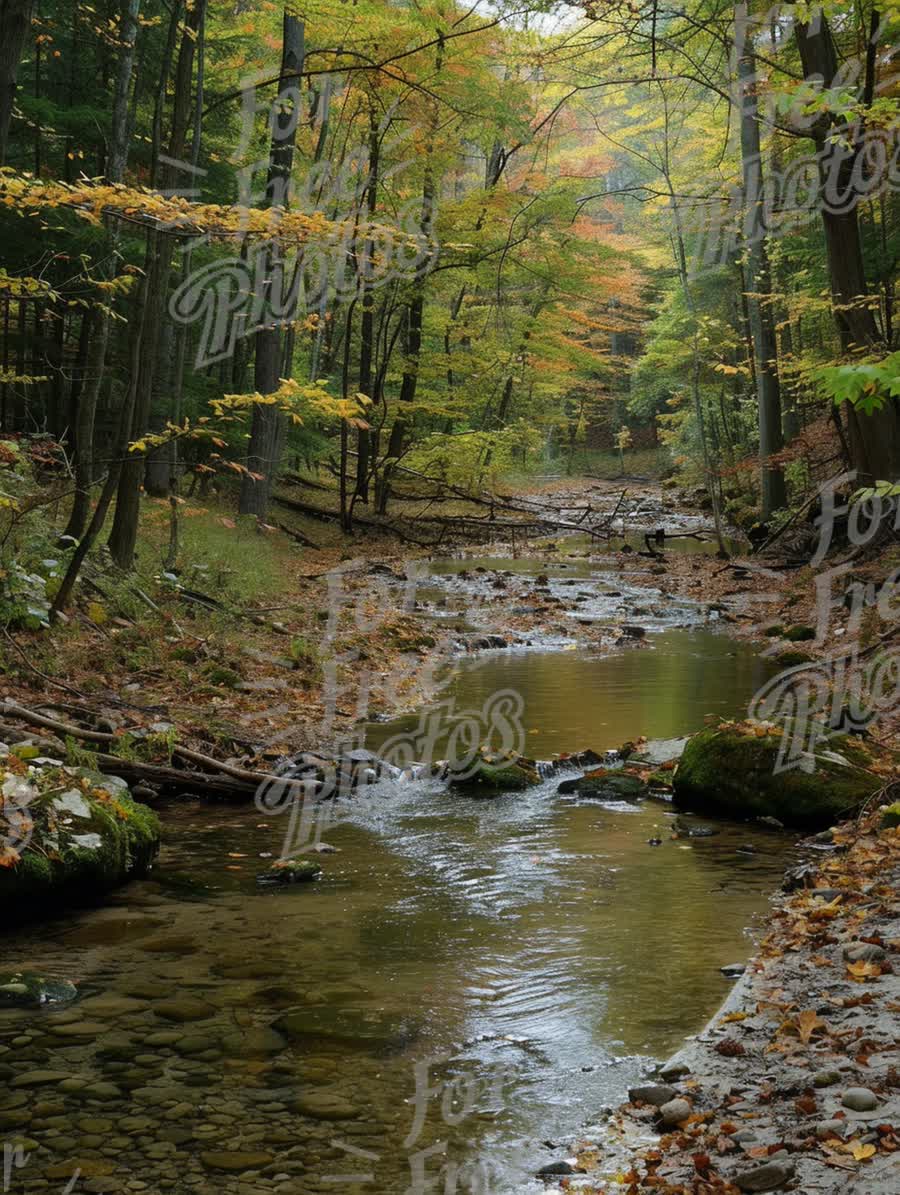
[{"xmin": 1, "ymin": 593, "xmax": 792, "ymax": 1194}]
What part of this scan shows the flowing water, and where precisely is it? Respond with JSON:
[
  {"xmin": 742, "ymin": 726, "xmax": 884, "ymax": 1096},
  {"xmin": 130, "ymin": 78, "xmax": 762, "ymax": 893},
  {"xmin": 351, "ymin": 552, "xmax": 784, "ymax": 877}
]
[{"xmin": 0, "ymin": 560, "xmax": 797, "ymax": 1195}]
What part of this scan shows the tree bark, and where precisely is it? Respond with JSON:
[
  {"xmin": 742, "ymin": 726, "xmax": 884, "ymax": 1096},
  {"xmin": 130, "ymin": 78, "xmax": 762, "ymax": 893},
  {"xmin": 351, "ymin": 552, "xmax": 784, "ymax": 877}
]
[
  {"xmin": 239, "ymin": 11, "xmax": 305, "ymax": 519},
  {"xmin": 107, "ymin": 0, "xmax": 141, "ymax": 183},
  {"xmin": 735, "ymin": 12, "xmax": 786, "ymax": 516},
  {"xmin": 0, "ymin": 0, "xmax": 35, "ymax": 165},
  {"xmin": 794, "ymin": 12, "xmax": 900, "ymax": 481}
]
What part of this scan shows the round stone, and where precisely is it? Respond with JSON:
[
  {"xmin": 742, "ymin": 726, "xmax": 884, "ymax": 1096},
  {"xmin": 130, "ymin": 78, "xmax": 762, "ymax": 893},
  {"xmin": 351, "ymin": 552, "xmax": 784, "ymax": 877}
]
[{"xmin": 841, "ymin": 1087, "xmax": 879, "ymax": 1112}]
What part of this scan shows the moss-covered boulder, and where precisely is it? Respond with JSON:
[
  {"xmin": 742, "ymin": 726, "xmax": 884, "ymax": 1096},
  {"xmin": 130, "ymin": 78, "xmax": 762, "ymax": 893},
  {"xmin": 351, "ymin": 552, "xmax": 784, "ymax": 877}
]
[
  {"xmin": 451, "ymin": 754, "xmax": 540, "ymax": 794},
  {"xmin": 673, "ymin": 720, "xmax": 881, "ymax": 829},
  {"xmin": 0, "ymin": 755, "xmax": 160, "ymax": 912}
]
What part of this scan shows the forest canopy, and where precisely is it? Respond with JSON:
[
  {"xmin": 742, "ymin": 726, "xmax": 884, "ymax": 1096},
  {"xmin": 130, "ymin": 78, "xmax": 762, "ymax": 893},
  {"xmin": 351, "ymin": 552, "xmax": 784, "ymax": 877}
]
[{"xmin": 0, "ymin": 0, "xmax": 899, "ymax": 610}]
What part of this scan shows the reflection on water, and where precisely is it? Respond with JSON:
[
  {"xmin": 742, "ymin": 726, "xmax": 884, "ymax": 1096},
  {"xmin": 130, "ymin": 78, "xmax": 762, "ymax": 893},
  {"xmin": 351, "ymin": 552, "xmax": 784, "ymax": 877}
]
[
  {"xmin": 367, "ymin": 627, "xmax": 776, "ymax": 760},
  {"xmin": 0, "ymin": 633, "xmax": 791, "ymax": 1194}
]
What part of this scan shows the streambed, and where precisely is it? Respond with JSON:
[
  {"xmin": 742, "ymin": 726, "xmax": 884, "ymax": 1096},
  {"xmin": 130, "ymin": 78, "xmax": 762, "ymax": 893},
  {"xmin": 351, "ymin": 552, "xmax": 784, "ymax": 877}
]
[{"xmin": 0, "ymin": 555, "xmax": 798, "ymax": 1194}]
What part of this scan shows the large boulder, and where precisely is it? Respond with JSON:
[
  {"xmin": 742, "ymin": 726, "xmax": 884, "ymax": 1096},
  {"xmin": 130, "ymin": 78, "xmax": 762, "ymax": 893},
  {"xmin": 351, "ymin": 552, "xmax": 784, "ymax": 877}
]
[
  {"xmin": 0, "ymin": 754, "xmax": 160, "ymax": 910},
  {"xmin": 673, "ymin": 721, "xmax": 881, "ymax": 829}
]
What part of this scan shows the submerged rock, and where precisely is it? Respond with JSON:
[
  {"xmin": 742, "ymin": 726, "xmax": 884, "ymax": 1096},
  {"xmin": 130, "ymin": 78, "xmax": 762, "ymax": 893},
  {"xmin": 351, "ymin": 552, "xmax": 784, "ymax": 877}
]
[
  {"xmin": 0, "ymin": 973, "xmax": 78, "ymax": 1008},
  {"xmin": 557, "ymin": 769, "xmax": 646, "ymax": 800},
  {"xmin": 672, "ymin": 720, "xmax": 880, "ymax": 829},
  {"xmin": 274, "ymin": 1005, "xmax": 420, "ymax": 1053},
  {"xmin": 256, "ymin": 858, "xmax": 322, "ymax": 885}
]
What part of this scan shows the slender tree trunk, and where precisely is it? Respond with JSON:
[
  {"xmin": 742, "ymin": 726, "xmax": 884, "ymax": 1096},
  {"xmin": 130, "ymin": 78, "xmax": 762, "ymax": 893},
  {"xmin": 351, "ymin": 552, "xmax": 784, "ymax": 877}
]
[
  {"xmin": 107, "ymin": 0, "xmax": 141, "ymax": 183},
  {"xmin": 108, "ymin": 231, "xmax": 168, "ymax": 568},
  {"xmin": 239, "ymin": 11, "xmax": 305, "ymax": 519},
  {"xmin": 353, "ymin": 101, "xmax": 380, "ymax": 504},
  {"xmin": 735, "ymin": 10, "xmax": 786, "ymax": 516}
]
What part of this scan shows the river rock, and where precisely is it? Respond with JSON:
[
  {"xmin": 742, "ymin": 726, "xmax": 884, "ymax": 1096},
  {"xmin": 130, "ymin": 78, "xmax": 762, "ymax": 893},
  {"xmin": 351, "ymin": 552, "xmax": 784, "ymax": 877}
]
[
  {"xmin": 733, "ymin": 1159, "xmax": 795, "ymax": 1191},
  {"xmin": 628, "ymin": 1083, "xmax": 677, "ymax": 1107},
  {"xmin": 0, "ymin": 972, "xmax": 78, "ymax": 1008},
  {"xmin": 672, "ymin": 720, "xmax": 880, "ymax": 829},
  {"xmin": 557, "ymin": 770, "xmax": 646, "ymax": 800},
  {"xmin": 536, "ymin": 1161, "xmax": 576, "ymax": 1176},
  {"xmin": 200, "ymin": 1151, "xmax": 273, "ymax": 1172},
  {"xmin": 274, "ymin": 1006, "xmax": 420, "ymax": 1053},
  {"xmin": 841, "ymin": 1087, "xmax": 879, "ymax": 1112},
  {"xmin": 843, "ymin": 942, "xmax": 885, "ymax": 963},
  {"xmin": 154, "ymin": 997, "xmax": 215, "ymax": 1023},
  {"xmin": 816, "ymin": 1119, "xmax": 848, "ymax": 1139},
  {"xmin": 658, "ymin": 1097, "xmax": 692, "ymax": 1127},
  {"xmin": 812, "ymin": 1070, "xmax": 842, "ymax": 1088},
  {"xmin": 451, "ymin": 755, "xmax": 540, "ymax": 794}
]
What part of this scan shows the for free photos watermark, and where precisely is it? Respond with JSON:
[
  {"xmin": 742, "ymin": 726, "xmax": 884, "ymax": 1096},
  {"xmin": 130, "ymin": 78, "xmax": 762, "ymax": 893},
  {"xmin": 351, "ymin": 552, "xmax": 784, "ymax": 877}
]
[
  {"xmin": 324, "ymin": 1054, "xmax": 515, "ymax": 1193},
  {"xmin": 255, "ymin": 689, "xmax": 528, "ymax": 859},
  {"xmin": 748, "ymin": 471, "xmax": 900, "ymax": 772},
  {"xmin": 167, "ymin": 80, "xmax": 436, "ymax": 368},
  {"xmin": 3, "ymin": 1141, "xmax": 79, "ymax": 1194},
  {"xmin": 678, "ymin": 2, "xmax": 900, "ymax": 275}
]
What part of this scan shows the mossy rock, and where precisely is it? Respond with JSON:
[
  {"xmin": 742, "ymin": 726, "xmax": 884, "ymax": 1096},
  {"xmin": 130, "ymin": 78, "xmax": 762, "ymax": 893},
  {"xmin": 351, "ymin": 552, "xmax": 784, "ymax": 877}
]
[
  {"xmin": 0, "ymin": 972, "xmax": 78, "ymax": 1007},
  {"xmin": 451, "ymin": 757, "xmax": 540, "ymax": 794},
  {"xmin": 777, "ymin": 649, "xmax": 814, "ymax": 667},
  {"xmin": 558, "ymin": 769, "xmax": 647, "ymax": 800},
  {"xmin": 256, "ymin": 858, "xmax": 322, "ymax": 886},
  {"xmin": 0, "ymin": 769, "xmax": 160, "ymax": 910},
  {"xmin": 784, "ymin": 624, "xmax": 816, "ymax": 642},
  {"xmin": 880, "ymin": 802, "xmax": 900, "ymax": 829},
  {"xmin": 673, "ymin": 721, "xmax": 880, "ymax": 829}
]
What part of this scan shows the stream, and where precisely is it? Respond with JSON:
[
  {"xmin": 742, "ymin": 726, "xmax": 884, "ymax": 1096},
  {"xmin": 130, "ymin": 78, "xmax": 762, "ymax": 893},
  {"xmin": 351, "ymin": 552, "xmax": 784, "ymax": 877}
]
[{"xmin": 0, "ymin": 549, "xmax": 800, "ymax": 1195}]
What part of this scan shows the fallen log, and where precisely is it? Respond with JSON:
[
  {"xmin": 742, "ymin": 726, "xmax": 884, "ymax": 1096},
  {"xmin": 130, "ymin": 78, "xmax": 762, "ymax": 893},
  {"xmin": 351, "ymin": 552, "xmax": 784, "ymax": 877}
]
[{"xmin": 0, "ymin": 701, "xmax": 307, "ymax": 801}]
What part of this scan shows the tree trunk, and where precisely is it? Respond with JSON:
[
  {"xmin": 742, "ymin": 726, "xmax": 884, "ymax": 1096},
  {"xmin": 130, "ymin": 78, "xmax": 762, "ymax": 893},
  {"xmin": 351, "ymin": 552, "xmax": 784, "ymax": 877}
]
[
  {"xmin": 795, "ymin": 12, "xmax": 900, "ymax": 481},
  {"xmin": 107, "ymin": 231, "xmax": 168, "ymax": 568},
  {"xmin": 107, "ymin": 0, "xmax": 141, "ymax": 183},
  {"xmin": 239, "ymin": 11, "xmax": 305, "ymax": 519},
  {"xmin": 0, "ymin": 0, "xmax": 34, "ymax": 165},
  {"xmin": 735, "ymin": 11, "xmax": 786, "ymax": 516},
  {"xmin": 353, "ymin": 102, "xmax": 380, "ymax": 504}
]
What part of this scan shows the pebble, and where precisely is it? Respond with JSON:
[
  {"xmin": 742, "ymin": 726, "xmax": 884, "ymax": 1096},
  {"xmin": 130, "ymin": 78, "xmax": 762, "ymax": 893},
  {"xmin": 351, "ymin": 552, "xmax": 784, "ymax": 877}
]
[
  {"xmin": 733, "ymin": 1159, "xmax": 795, "ymax": 1191},
  {"xmin": 841, "ymin": 1087, "xmax": 879, "ymax": 1112},
  {"xmin": 658, "ymin": 1097, "xmax": 692, "ymax": 1127},
  {"xmin": 812, "ymin": 1070, "xmax": 842, "ymax": 1088},
  {"xmin": 843, "ymin": 942, "xmax": 886, "ymax": 963},
  {"xmin": 628, "ymin": 1083, "xmax": 677, "ymax": 1107},
  {"xmin": 815, "ymin": 1119, "xmax": 848, "ymax": 1140},
  {"xmin": 720, "ymin": 964, "xmax": 746, "ymax": 978}
]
